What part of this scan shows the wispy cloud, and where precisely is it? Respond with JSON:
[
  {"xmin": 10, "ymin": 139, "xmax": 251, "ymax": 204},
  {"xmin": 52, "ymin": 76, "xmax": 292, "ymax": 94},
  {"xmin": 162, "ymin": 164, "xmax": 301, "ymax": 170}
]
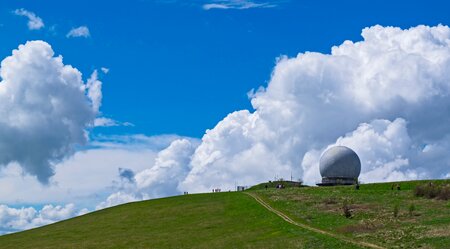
[
  {"xmin": 66, "ymin": 26, "xmax": 90, "ymax": 38},
  {"xmin": 101, "ymin": 67, "xmax": 110, "ymax": 74},
  {"xmin": 13, "ymin": 9, "xmax": 44, "ymax": 30},
  {"xmin": 94, "ymin": 117, "xmax": 134, "ymax": 127},
  {"xmin": 203, "ymin": 0, "xmax": 277, "ymax": 10}
]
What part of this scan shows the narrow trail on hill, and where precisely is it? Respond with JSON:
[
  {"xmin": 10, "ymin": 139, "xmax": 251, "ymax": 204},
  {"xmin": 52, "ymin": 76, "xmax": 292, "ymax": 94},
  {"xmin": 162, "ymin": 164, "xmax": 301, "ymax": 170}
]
[{"xmin": 244, "ymin": 192, "xmax": 385, "ymax": 249}]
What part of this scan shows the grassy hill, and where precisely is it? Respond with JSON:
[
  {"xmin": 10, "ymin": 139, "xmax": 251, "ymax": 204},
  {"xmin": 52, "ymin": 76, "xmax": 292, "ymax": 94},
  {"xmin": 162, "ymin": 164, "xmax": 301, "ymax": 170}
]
[
  {"xmin": 253, "ymin": 179, "xmax": 450, "ymax": 249},
  {"xmin": 0, "ymin": 180, "xmax": 448, "ymax": 248}
]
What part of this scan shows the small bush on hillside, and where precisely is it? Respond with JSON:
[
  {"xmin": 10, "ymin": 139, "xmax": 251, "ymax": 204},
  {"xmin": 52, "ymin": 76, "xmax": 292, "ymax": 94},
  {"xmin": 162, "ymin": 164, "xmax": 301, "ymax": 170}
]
[
  {"xmin": 393, "ymin": 204, "xmax": 399, "ymax": 218},
  {"xmin": 324, "ymin": 197, "xmax": 337, "ymax": 205},
  {"xmin": 437, "ymin": 185, "xmax": 450, "ymax": 200},
  {"xmin": 414, "ymin": 183, "xmax": 450, "ymax": 200},
  {"xmin": 342, "ymin": 200, "xmax": 352, "ymax": 218},
  {"xmin": 408, "ymin": 204, "xmax": 415, "ymax": 217}
]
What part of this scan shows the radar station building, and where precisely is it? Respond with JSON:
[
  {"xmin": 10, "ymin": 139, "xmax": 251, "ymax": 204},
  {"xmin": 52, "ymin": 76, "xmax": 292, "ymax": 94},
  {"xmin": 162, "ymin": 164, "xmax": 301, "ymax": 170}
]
[{"xmin": 317, "ymin": 146, "xmax": 361, "ymax": 186}]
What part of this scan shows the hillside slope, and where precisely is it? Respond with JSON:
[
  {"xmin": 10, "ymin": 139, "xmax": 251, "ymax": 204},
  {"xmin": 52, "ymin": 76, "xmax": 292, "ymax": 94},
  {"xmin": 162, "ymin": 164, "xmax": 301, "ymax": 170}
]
[
  {"xmin": 0, "ymin": 192, "xmax": 357, "ymax": 249},
  {"xmin": 254, "ymin": 180, "xmax": 450, "ymax": 249}
]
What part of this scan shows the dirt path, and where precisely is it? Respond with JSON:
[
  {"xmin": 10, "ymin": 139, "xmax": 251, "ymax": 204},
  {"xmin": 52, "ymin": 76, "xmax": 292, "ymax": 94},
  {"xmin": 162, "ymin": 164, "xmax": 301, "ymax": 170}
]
[{"xmin": 245, "ymin": 192, "xmax": 385, "ymax": 249}]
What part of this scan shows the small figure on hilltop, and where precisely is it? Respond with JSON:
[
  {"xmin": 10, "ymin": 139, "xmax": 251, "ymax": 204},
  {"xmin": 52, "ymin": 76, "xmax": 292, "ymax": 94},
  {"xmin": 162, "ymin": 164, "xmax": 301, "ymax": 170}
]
[
  {"xmin": 265, "ymin": 184, "xmax": 268, "ymax": 190},
  {"xmin": 276, "ymin": 184, "xmax": 285, "ymax": 189}
]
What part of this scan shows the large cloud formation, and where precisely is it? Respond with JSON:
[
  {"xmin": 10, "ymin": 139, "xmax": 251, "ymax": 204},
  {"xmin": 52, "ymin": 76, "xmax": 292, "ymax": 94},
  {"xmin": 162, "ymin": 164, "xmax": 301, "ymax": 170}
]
[
  {"xmin": 98, "ymin": 25, "xmax": 450, "ymax": 202},
  {"xmin": 176, "ymin": 24, "xmax": 450, "ymax": 191},
  {"xmin": 0, "ymin": 41, "xmax": 101, "ymax": 183}
]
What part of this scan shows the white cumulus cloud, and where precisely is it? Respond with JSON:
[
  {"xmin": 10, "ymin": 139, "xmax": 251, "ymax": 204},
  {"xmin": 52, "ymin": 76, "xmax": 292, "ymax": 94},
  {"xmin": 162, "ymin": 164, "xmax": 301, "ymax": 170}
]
[
  {"xmin": 66, "ymin": 26, "xmax": 90, "ymax": 38},
  {"xmin": 96, "ymin": 138, "xmax": 199, "ymax": 209},
  {"xmin": 13, "ymin": 9, "xmax": 44, "ymax": 30},
  {"xmin": 86, "ymin": 70, "xmax": 102, "ymax": 114},
  {"xmin": 0, "ymin": 41, "xmax": 101, "ymax": 183},
  {"xmin": 135, "ymin": 139, "xmax": 198, "ymax": 198},
  {"xmin": 95, "ymin": 192, "xmax": 139, "ymax": 210},
  {"xmin": 0, "ymin": 203, "xmax": 85, "ymax": 234}
]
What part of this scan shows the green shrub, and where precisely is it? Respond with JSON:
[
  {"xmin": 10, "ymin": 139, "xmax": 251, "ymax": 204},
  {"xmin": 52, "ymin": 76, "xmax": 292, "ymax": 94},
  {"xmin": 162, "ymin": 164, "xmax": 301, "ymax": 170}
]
[
  {"xmin": 408, "ymin": 204, "xmax": 415, "ymax": 217},
  {"xmin": 393, "ymin": 204, "xmax": 399, "ymax": 218},
  {"xmin": 342, "ymin": 200, "xmax": 352, "ymax": 218},
  {"xmin": 437, "ymin": 185, "xmax": 450, "ymax": 200}
]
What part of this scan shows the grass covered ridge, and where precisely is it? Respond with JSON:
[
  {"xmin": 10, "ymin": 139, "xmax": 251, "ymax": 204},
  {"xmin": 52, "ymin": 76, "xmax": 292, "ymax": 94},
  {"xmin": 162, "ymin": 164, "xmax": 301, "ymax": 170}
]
[
  {"xmin": 0, "ymin": 192, "xmax": 356, "ymax": 249},
  {"xmin": 0, "ymin": 180, "xmax": 448, "ymax": 248}
]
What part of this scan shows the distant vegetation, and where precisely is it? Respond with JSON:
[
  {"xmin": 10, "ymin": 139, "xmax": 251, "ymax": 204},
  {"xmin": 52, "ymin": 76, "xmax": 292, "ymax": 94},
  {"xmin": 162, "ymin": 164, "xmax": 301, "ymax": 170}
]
[
  {"xmin": 0, "ymin": 179, "xmax": 448, "ymax": 248},
  {"xmin": 414, "ymin": 182, "xmax": 450, "ymax": 200}
]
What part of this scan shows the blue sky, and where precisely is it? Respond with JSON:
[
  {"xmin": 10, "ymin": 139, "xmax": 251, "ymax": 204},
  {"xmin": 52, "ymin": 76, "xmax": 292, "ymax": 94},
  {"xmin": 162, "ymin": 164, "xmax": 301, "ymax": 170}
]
[
  {"xmin": 1, "ymin": 0, "xmax": 450, "ymax": 234},
  {"xmin": 2, "ymin": 0, "xmax": 449, "ymax": 137}
]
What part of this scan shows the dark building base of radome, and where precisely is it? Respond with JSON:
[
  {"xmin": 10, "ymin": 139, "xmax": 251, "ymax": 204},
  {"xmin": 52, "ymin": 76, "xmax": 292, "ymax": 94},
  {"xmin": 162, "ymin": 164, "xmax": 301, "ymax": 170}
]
[{"xmin": 316, "ymin": 177, "xmax": 357, "ymax": 186}]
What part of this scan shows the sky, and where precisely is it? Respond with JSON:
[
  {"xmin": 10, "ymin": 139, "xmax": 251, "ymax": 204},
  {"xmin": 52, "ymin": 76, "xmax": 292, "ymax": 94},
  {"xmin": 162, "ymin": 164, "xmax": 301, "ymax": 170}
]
[{"xmin": 1, "ymin": 0, "xmax": 450, "ymax": 234}]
